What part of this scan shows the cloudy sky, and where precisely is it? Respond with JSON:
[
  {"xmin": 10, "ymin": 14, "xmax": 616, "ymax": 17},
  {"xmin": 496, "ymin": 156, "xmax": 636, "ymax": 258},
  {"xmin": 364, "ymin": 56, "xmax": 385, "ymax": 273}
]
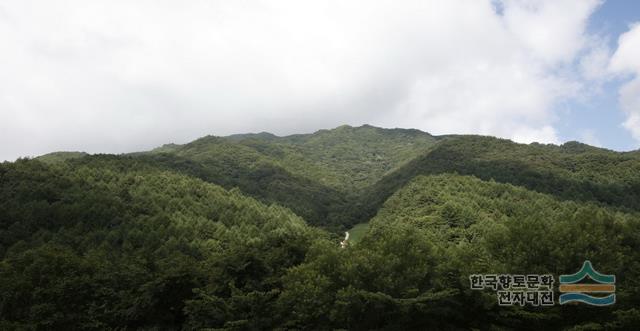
[{"xmin": 1, "ymin": 0, "xmax": 640, "ymax": 161}]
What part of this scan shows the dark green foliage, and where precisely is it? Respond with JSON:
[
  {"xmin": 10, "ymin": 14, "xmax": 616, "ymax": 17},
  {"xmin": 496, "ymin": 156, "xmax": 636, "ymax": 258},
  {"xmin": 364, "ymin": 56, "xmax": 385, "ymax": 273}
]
[
  {"xmin": 0, "ymin": 158, "xmax": 320, "ymax": 329},
  {"xmin": 129, "ymin": 152, "xmax": 351, "ymax": 230},
  {"xmin": 357, "ymin": 135, "xmax": 640, "ymax": 224},
  {"xmin": 121, "ymin": 125, "xmax": 436, "ymax": 229},
  {"xmin": 273, "ymin": 174, "xmax": 640, "ymax": 329},
  {"xmin": 363, "ymin": 175, "xmax": 640, "ymax": 329},
  {"xmin": 175, "ymin": 124, "xmax": 436, "ymax": 192},
  {"xmin": 2, "ymin": 125, "xmax": 640, "ymax": 329}
]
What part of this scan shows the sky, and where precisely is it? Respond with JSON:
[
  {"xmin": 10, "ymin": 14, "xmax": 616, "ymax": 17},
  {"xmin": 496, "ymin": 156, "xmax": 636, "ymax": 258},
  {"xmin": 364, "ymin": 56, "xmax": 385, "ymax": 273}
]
[{"xmin": 1, "ymin": 0, "xmax": 640, "ymax": 161}]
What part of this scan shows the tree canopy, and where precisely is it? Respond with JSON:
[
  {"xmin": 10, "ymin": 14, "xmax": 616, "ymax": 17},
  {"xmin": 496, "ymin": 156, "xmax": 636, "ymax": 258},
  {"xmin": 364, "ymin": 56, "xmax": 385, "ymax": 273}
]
[{"xmin": 2, "ymin": 125, "xmax": 640, "ymax": 329}]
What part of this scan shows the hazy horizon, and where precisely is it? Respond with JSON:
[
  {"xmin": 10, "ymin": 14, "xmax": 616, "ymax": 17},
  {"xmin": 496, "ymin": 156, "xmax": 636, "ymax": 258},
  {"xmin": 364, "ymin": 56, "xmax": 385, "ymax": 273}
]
[{"xmin": 20, "ymin": 123, "xmax": 636, "ymax": 162}]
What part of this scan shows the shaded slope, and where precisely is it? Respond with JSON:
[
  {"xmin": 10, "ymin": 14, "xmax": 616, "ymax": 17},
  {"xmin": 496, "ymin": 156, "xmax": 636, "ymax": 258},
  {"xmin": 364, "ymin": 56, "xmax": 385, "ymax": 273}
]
[
  {"xmin": 271, "ymin": 124, "xmax": 437, "ymax": 190},
  {"xmin": 363, "ymin": 174, "xmax": 640, "ymax": 329},
  {"xmin": 187, "ymin": 124, "xmax": 436, "ymax": 192},
  {"xmin": 132, "ymin": 153, "xmax": 351, "ymax": 229},
  {"xmin": 357, "ymin": 135, "xmax": 640, "ymax": 223},
  {"xmin": 0, "ymin": 158, "xmax": 321, "ymax": 329},
  {"xmin": 134, "ymin": 125, "xmax": 437, "ymax": 229},
  {"xmin": 279, "ymin": 173, "xmax": 640, "ymax": 329},
  {"xmin": 29, "ymin": 126, "xmax": 640, "ymax": 232}
]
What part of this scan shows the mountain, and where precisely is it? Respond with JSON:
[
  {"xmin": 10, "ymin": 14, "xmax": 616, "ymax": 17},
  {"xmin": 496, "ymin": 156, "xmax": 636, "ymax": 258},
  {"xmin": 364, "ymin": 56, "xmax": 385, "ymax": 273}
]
[
  {"xmin": 3, "ymin": 124, "xmax": 640, "ymax": 329},
  {"xmin": 38, "ymin": 126, "xmax": 640, "ymax": 229},
  {"xmin": 128, "ymin": 125, "xmax": 437, "ymax": 229},
  {"xmin": 358, "ymin": 135, "xmax": 640, "ymax": 223},
  {"xmin": 173, "ymin": 124, "xmax": 437, "ymax": 191}
]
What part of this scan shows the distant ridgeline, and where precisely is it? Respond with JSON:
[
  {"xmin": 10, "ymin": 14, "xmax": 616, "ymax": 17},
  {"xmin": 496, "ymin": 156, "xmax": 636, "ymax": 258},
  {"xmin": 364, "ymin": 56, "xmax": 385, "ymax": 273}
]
[{"xmin": 2, "ymin": 125, "xmax": 640, "ymax": 329}]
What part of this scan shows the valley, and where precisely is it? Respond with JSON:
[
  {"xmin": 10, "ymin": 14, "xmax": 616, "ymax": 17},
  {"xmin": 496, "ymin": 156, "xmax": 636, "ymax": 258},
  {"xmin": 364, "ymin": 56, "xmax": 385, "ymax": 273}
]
[{"xmin": 2, "ymin": 124, "xmax": 640, "ymax": 329}]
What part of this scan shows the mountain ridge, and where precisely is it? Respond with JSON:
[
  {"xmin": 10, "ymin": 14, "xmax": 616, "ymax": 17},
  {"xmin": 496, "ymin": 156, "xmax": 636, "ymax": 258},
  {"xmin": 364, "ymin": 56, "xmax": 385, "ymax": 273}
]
[
  {"xmin": 30, "ymin": 125, "xmax": 640, "ymax": 230},
  {"xmin": 36, "ymin": 124, "xmax": 637, "ymax": 162},
  {"xmin": 4, "ymin": 124, "xmax": 640, "ymax": 329}
]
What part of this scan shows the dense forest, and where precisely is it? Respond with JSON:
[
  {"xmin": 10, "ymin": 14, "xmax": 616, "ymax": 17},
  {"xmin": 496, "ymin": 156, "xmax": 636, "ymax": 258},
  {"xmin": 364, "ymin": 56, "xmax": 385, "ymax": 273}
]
[{"xmin": 2, "ymin": 125, "xmax": 640, "ymax": 330}]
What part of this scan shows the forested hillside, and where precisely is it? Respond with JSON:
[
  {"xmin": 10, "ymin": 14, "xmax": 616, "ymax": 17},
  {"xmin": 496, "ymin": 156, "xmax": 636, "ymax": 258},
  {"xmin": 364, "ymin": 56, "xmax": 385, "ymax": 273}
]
[
  {"xmin": 0, "ymin": 158, "xmax": 321, "ymax": 329},
  {"xmin": 278, "ymin": 174, "xmax": 640, "ymax": 329},
  {"xmin": 2, "ymin": 125, "xmax": 640, "ymax": 329},
  {"xmin": 132, "ymin": 125, "xmax": 437, "ymax": 229},
  {"xmin": 357, "ymin": 135, "xmax": 640, "ymax": 224}
]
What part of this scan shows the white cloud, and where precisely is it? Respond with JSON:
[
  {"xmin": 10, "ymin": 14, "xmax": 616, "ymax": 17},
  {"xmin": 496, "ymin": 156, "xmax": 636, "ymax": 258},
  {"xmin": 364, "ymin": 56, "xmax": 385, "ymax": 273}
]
[
  {"xmin": 501, "ymin": 0, "xmax": 602, "ymax": 64},
  {"xmin": 619, "ymin": 78, "xmax": 640, "ymax": 142},
  {"xmin": 610, "ymin": 24, "xmax": 640, "ymax": 143},
  {"xmin": 580, "ymin": 42, "xmax": 612, "ymax": 81},
  {"xmin": 610, "ymin": 24, "xmax": 640, "ymax": 73},
  {"xmin": 0, "ymin": 0, "xmax": 604, "ymax": 160}
]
